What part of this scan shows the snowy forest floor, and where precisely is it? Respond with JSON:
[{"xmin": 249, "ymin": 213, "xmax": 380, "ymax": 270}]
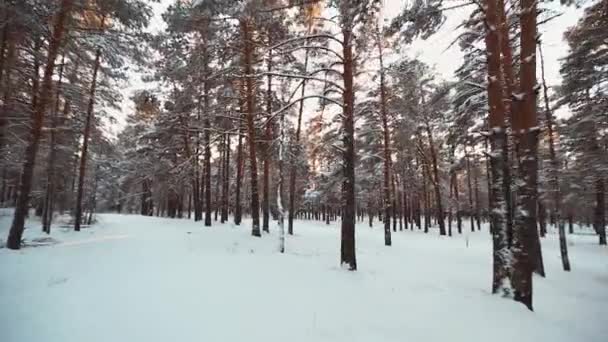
[{"xmin": 1, "ymin": 210, "xmax": 607, "ymax": 342}]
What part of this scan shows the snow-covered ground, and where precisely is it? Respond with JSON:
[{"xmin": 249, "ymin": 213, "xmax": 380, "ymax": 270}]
[{"xmin": 1, "ymin": 210, "xmax": 607, "ymax": 342}]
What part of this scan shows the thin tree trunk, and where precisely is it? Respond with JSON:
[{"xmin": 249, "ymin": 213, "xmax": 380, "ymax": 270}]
[
  {"xmin": 6, "ymin": 0, "xmax": 74, "ymax": 249},
  {"xmin": 75, "ymin": 47, "xmax": 102, "ymax": 232},
  {"xmin": 203, "ymin": 56, "xmax": 212, "ymax": 227},
  {"xmin": 43, "ymin": 54, "xmax": 66, "ymax": 233},
  {"xmin": 241, "ymin": 19, "xmax": 261, "ymax": 237},
  {"xmin": 539, "ymin": 41, "xmax": 570, "ymax": 269},
  {"xmin": 377, "ymin": 25, "xmax": 392, "ymax": 245},
  {"xmin": 222, "ymin": 132, "xmax": 230, "ymax": 222},
  {"xmin": 234, "ymin": 105, "xmax": 244, "ymax": 225},
  {"xmin": 425, "ymin": 121, "xmax": 446, "ymax": 235},
  {"xmin": 595, "ymin": 178, "xmax": 606, "ymax": 245},
  {"xmin": 287, "ymin": 39, "xmax": 311, "ymax": 236},
  {"xmin": 466, "ymin": 148, "xmax": 475, "ymax": 232},
  {"xmin": 277, "ymin": 101, "xmax": 286, "ymax": 253},
  {"xmin": 473, "ymin": 157, "xmax": 481, "ymax": 231},
  {"xmin": 262, "ymin": 45, "xmax": 273, "ymax": 233}
]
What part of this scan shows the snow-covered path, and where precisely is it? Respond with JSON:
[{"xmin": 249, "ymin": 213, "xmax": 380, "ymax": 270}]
[{"xmin": 1, "ymin": 212, "xmax": 607, "ymax": 342}]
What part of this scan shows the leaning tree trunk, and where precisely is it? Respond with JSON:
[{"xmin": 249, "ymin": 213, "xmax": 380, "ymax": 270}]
[
  {"xmin": 483, "ymin": 0, "xmax": 512, "ymax": 296},
  {"xmin": 511, "ymin": 0, "xmax": 540, "ymax": 310},
  {"xmin": 6, "ymin": 0, "xmax": 74, "ymax": 249},
  {"xmin": 74, "ymin": 47, "xmax": 102, "ymax": 232},
  {"xmin": 241, "ymin": 18, "xmax": 261, "ymax": 237}
]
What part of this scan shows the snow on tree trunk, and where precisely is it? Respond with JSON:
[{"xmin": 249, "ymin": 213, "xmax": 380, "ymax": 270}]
[
  {"xmin": 483, "ymin": 0, "xmax": 512, "ymax": 297},
  {"xmin": 511, "ymin": 0, "xmax": 541, "ymax": 310}
]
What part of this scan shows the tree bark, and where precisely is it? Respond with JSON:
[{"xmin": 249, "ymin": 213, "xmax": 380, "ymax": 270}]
[
  {"xmin": 594, "ymin": 178, "xmax": 606, "ymax": 245},
  {"xmin": 339, "ymin": 12, "xmax": 356, "ymax": 270},
  {"xmin": 377, "ymin": 26, "xmax": 392, "ymax": 246},
  {"xmin": 6, "ymin": 0, "xmax": 74, "ymax": 249},
  {"xmin": 43, "ymin": 55, "xmax": 66, "ymax": 233},
  {"xmin": 483, "ymin": 0, "xmax": 512, "ymax": 296},
  {"xmin": 538, "ymin": 41, "xmax": 570, "ymax": 269},
  {"xmin": 287, "ymin": 39, "xmax": 311, "ymax": 235},
  {"xmin": 262, "ymin": 45, "xmax": 273, "ymax": 233},
  {"xmin": 511, "ymin": 0, "xmax": 540, "ymax": 310},
  {"xmin": 425, "ymin": 120, "xmax": 446, "ymax": 235},
  {"xmin": 74, "ymin": 47, "xmax": 102, "ymax": 232},
  {"xmin": 234, "ymin": 103, "xmax": 244, "ymax": 225},
  {"xmin": 241, "ymin": 18, "xmax": 261, "ymax": 237}
]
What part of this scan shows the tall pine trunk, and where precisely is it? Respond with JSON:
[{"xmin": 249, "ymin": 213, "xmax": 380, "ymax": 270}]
[
  {"xmin": 339, "ymin": 14, "xmax": 357, "ymax": 270},
  {"xmin": 483, "ymin": 0, "xmax": 512, "ymax": 296},
  {"xmin": 241, "ymin": 19, "xmax": 261, "ymax": 237},
  {"xmin": 511, "ymin": 0, "xmax": 540, "ymax": 310},
  {"xmin": 377, "ymin": 26, "xmax": 392, "ymax": 246},
  {"xmin": 262, "ymin": 46, "xmax": 273, "ymax": 233},
  {"xmin": 6, "ymin": 0, "xmax": 73, "ymax": 249}
]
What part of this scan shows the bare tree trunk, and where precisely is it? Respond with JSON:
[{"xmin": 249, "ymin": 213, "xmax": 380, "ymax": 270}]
[
  {"xmin": 241, "ymin": 18, "xmax": 261, "ymax": 237},
  {"xmin": 473, "ymin": 157, "xmax": 481, "ymax": 231},
  {"xmin": 377, "ymin": 25, "xmax": 392, "ymax": 245},
  {"xmin": 277, "ymin": 100, "xmax": 286, "ymax": 253},
  {"xmin": 595, "ymin": 178, "xmax": 606, "ymax": 245},
  {"xmin": 43, "ymin": 54, "xmax": 66, "ymax": 233},
  {"xmin": 262, "ymin": 46, "xmax": 273, "ymax": 233},
  {"xmin": 234, "ymin": 107, "xmax": 244, "ymax": 225},
  {"xmin": 483, "ymin": 0, "xmax": 512, "ymax": 296},
  {"xmin": 539, "ymin": 41, "xmax": 570, "ymax": 269},
  {"xmin": 466, "ymin": 148, "xmax": 475, "ymax": 232},
  {"xmin": 511, "ymin": 0, "xmax": 540, "ymax": 310},
  {"xmin": 425, "ymin": 121, "xmax": 446, "ymax": 235},
  {"xmin": 287, "ymin": 40, "xmax": 311, "ymax": 236},
  {"xmin": 340, "ymin": 13, "xmax": 357, "ymax": 270},
  {"xmin": 75, "ymin": 46, "xmax": 102, "ymax": 232},
  {"xmin": 6, "ymin": 0, "xmax": 73, "ymax": 249},
  {"xmin": 203, "ymin": 61, "xmax": 212, "ymax": 227}
]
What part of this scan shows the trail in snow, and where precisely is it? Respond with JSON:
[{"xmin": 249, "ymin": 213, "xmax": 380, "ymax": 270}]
[{"xmin": 0, "ymin": 211, "xmax": 607, "ymax": 342}]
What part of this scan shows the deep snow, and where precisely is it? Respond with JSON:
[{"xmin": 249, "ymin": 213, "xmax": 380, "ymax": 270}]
[{"xmin": 1, "ymin": 211, "xmax": 607, "ymax": 342}]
